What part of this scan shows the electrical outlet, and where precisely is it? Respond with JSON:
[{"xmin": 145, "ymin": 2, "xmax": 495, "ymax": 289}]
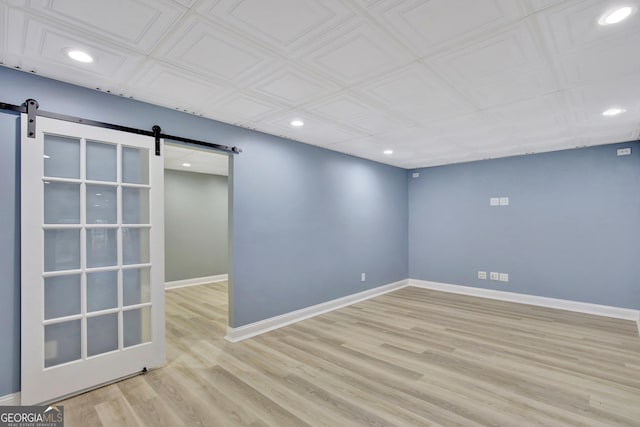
[
  {"xmin": 490, "ymin": 272, "xmax": 499, "ymax": 281},
  {"xmin": 490, "ymin": 197, "xmax": 500, "ymax": 206},
  {"xmin": 412, "ymin": 172, "xmax": 420, "ymax": 178},
  {"xmin": 617, "ymin": 148, "xmax": 631, "ymax": 156},
  {"xmin": 499, "ymin": 197, "xmax": 509, "ymax": 206},
  {"xmin": 499, "ymin": 273, "xmax": 509, "ymax": 282},
  {"xmin": 478, "ymin": 271, "xmax": 487, "ymax": 280},
  {"xmin": 361, "ymin": 273, "xmax": 366, "ymax": 282}
]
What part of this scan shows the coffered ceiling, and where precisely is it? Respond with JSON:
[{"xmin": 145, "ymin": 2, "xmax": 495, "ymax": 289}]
[{"xmin": 1, "ymin": 0, "xmax": 638, "ymax": 168}]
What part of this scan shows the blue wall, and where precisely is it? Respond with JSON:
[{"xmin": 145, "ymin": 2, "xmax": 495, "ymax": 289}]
[
  {"xmin": 231, "ymin": 133, "xmax": 408, "ymax": 326},
  {"xmin": 0, "ymin": 66, "xmax": 409, "ymax": 396},
  {"xmin": 409, "ymin": 143, "xmax": 640, "ymax": 309}
]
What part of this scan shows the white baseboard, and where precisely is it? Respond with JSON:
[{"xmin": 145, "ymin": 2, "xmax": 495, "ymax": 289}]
[
  {"xmin": 225, "ymin": 279, "xmax": 409, "ymax": 342},
  {"xmin": 410, "ymin": 279, "xmax": 640, "ymax": 330},
  {"xmin": 165, "ymin": 274, "xmax": 228, "ymax": 290},
  {"xmin": 0, "ymin": 392, "xmax": 20, "ymax": 406}
]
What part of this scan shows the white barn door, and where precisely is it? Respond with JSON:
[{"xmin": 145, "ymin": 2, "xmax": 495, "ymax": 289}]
[{"xmin": 20, "ymin": 115, "xmax": 165, "ymax": 404}]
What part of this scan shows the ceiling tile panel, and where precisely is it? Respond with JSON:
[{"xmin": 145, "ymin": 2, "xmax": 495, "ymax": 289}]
[
  {"xmin": 536, "ymin": 0, "xmax": 640, "ymax": 54},
  {"xmin": 214, "ymin": 93, "xmax": 281, "ymax": 121},
  {"xmin": 373, "ymin": 0, "xmax": 526, "ymax": 57},
  {"xmin": 127, "ymin": 63, "xmax": 232, "ymax": 111},
  {"xmin": 429, "ymin": 23, "xmax": 541, "ymax": 80},
  {"xmin": 4, "ymin": 10, "xmax": 143, "ymax": 85},
  {"xmin": 307, "ymin": 93, "xmax": 373, "ymax": 120},
  {"xmin": 197, "ymin": 0, "xmax": 355, "ymax": 51},
  {"xmin": 428, "ymin": 22, "xmax": 557, "ymax": 108},
  {"xmin": 351, "ymin": 0, "xmax": 398, "ymax": 9},
  {"xmin": 252, "ymin": 67, "xmax": 339, "ymax": 105},
  {"xmin": 357, "ymin": 64, "xmax": 476, "ymax": 124},
  {"xmin": 486, "ymin": 93, "xmax": 571, "ymax": 135},
  {"xmin": 158, "ymin": 18, "xmax": 277, "ymax": 82},
  {"xmin": 554, "ymin": 31, "xmax": 640, "ymax": 85},
  {"xmin": 566, "ymin": 79, "xmax": 640, "ymax": 127},
  {"xmin": 348, "ymin": 112, "xmax": 415, "ymax": 136},
  {"xmin": 301, "ymin": 24, "xmax": 413, "ymax": 85},
  {"xmin": 171, "ymin": 0, "xmax": 197, "ymax": 7},
  {"xmin": 26, "ymin": 0, "xmax": 186, "ymax": 53},
  {"xmin": 526, "ymin": 0, "xmax": 565, "ymax": 12},
  {"xmin": 305, "ymin": 93, "xmax": 414, "ymax": 135},
  {"xmin": 372, "ymin": 126, "xmax": 444, "ymax": 149}
]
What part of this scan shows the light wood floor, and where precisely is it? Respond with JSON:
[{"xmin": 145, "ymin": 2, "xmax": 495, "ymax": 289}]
[{"xmin": 58, "ymin": 283, "xmax": 640, "ymax": 426}]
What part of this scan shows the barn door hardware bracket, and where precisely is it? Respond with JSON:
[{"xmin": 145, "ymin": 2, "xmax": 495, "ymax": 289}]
[
  {"xmin": 26, "ymin": 99, "xmax": 39, "ymax": 138},
  {"xmin": 152, "ymin": 125, "xmax": 161, "ymax": 156}
]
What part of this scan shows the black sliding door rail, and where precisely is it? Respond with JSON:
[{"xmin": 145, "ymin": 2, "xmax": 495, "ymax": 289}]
[{"xmin": 0, "ymin": 99, "xmax": 242, "ymax": 156}]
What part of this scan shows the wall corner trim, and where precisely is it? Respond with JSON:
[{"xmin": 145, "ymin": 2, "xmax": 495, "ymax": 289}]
[
  {"xmin": 410, "ymin": 279, "xmax": 640, "ymax": 335},
  {"xmin": 0, "ymin": 392, "xmax": 21, "ymax": 406},
  {"xmin": 225, "ymin": 279, "xmax": 409, "ymax": 342},
  {"xmin": 165, "ymin": 274, "xmax": 228, "ymax": 290}
]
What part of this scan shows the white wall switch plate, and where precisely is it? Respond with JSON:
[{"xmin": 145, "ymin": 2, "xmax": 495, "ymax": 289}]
[
  {"xmin": 412, "ymin": 172, "xmax": 420, "ymax": 178},
  {"xmin": 499, "ymin": 273, "xmax": 509, "ymax": 282},
  {"xmin": 490, "ymin": 272, "xmax": 499, "ymax": 280},
  {"xmin": 499, "ymin": 197, "xmax": 509, "ymax": 206},
  {"xmin": 361, "ymin": 273, "xmax": 366, "ymax": 282},
  {"xmin": 490, "ymin": 197, "xmax": 500, "ymax": 206},
  {"xmin": 478, "ymin": 271, "xmax": 487, "ymax": 280},
  {"xmin": 617, "ymin": 148, "xmax": 631, "ymax": 156}
]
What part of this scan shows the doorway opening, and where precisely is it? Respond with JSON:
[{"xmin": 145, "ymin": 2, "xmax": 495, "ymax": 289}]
[{"xmin": 163, "ymin": 143, "xmax": 231, "ymax": 359}]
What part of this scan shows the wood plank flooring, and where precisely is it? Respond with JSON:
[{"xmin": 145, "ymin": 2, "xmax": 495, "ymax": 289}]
[{"xmin": 58, "ymin": 283, "xmax": 640, "ymax": 426}]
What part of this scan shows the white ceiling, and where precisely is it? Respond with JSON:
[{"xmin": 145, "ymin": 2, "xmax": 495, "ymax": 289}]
[
  {"xmin": 1, "ymin": 0, "xmax": 638, "ymax": 169},
  {"xmin": 164, "ymin": 143, "xmax": 229, "ymax": 176}
]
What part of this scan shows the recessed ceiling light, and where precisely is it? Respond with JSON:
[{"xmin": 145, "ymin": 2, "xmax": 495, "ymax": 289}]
[
  {"xmin": 602, "ymin": 107, "xmax": 627, "ymax": 116},
  {"xmin": 182, "ymin": 162, "xmax": 191, "ymax": 167},
  {"xmin": 67, "ymin": 50, "xmax": 93, "ymax": 63},
  {"xmin": 383, "ymin": 149, "xmax": 394, "ymax": 155},
  {"xmin": 290, "ymin": 120, "xmax": 304, "ymax": 127},
  {"xmin": 599, "ymin": 6, "xmax": 635, "ymax": 25},
  {"xmin": 43, "ymin": 154, "xmax": 50, "ymax": 159}
]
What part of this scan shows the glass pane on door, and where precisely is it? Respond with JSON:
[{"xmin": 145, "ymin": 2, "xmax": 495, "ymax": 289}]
[
  {"xmin": 87, "ymin": 314, "xmax": 119, "ymax": 357},
  {"xmin": 87, "ymin": 271, "xmax": 118, "ymax": 312},
  {"xmin": 123, "ymin": 307, "xmax": 151, "ymax": 347},
  {"xmin": 86, "ymin": 185, "xmax": 117, "ymax": 224},
  {"xmin": 44, "ymin": 320, "xmax": 81, "ymax": 368},
  {"xmin": 86, "ymin": 229, "xmax": 118, "ymax": 268},
  {"xmin": 44, "ymin": 182, "xmax": 80, "ymax": 224},
  {"xmin": 122, "ymin": 147, "xmax": 149, "ymax": 184},
  {"xmin": 122, "ymin": 228, "xmax": 150, "ymax": 265},
  {"xmin": 86, "ymin": 141, "xmax": 117, "ymax": 182},
  {"xmin": 44, "ymin": 135, "xmax": 80, "ymax": 179},
  {"xmin": 44, "ymin": 229, "xmax": 81, "ymax": 272},
  {"xmin": 122, "ymin": 188, "xmax": 149, "ymax": 224},
  {"xmin": 44, "ymin": 275, "xmax": 81, "ymax": 320},
  {"xmin": 123, "ymin": 268, "xmax": 150, "ymax": 306}
]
